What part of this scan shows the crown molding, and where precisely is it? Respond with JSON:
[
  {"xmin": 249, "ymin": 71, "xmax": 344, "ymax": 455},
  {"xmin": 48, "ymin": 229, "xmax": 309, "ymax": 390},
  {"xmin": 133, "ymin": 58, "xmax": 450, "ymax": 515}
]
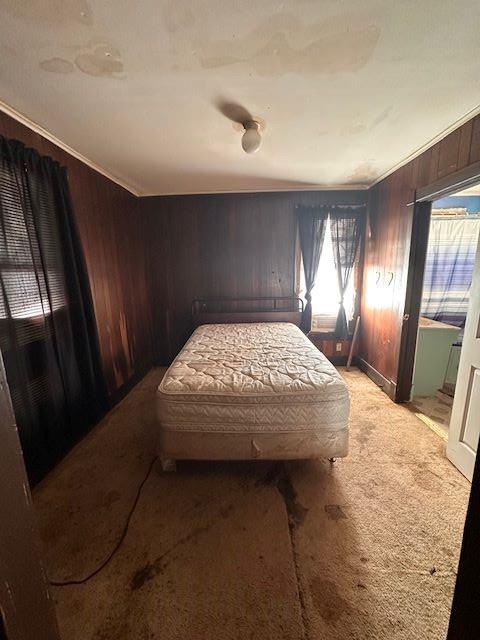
[
  {"xmin": 0, "ymin": 100, "xmax": 140, "ymax": 196},
  {"xmin": 142, "ymin": 184, "xmax": 369, "ymax": 197}
]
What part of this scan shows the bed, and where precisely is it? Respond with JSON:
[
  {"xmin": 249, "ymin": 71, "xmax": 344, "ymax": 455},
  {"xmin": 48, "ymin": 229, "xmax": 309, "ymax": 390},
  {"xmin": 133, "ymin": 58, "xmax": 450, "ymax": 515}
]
[{"xmin": 156, "ymin": 298, "xmax": 350, "ymax": 469}]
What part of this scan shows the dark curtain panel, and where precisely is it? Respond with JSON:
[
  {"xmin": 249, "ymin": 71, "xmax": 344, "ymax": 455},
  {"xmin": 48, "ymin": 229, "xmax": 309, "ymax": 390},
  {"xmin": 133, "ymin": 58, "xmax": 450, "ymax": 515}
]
[
  {"xmin": 297, "ymin": 205, "xmax": 328, "ymax": 332},
  {"xmin": 330, "ymin": 207, "xmax": 363, "ymax": 339},
  {"xmin": 0, "ymin": 136, "xmax": 106, "ymax": 483}
]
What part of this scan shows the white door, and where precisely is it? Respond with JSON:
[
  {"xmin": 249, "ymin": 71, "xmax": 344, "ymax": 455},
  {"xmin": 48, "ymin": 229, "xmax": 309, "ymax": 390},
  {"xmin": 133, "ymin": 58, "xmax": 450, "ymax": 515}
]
[{"xmin": 447, "ymin": 238, "xmax": 480, "ymax": 481}]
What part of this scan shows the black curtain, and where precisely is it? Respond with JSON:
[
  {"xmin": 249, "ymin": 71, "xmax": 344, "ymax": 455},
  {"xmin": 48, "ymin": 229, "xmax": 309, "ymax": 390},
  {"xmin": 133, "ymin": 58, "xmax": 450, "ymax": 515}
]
[
  {"xmin": 330, "ymin": 207, "xmax": 363, "ymax": 339},
  {"xmin": 0, "ymin": 136, "xmax": 106, "ymax": 483},
  {"xmin": 297, "ymin": 205, "xmax": 328, "ymax": 332}
]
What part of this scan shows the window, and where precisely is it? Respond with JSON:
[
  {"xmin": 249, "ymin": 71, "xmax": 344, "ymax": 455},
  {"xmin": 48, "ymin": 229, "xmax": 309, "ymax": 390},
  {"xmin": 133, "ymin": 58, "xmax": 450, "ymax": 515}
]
[
  {"xmin": 0, "ymin": 136, "xmax": 103, "ymax": 482},
  {"xmin": 0, "ymin": 161, "xmax": 67, "ymax": 321},
  {"xmin": 298, "ymin": 216, "xmax": 356, "ymax": 332}
]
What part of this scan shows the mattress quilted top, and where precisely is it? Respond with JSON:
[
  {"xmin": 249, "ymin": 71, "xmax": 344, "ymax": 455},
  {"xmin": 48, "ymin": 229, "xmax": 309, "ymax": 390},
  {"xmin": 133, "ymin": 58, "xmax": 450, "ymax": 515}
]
[{"xmin": 158, "ymin": 322, "xmax": 348, "ymax": 400}]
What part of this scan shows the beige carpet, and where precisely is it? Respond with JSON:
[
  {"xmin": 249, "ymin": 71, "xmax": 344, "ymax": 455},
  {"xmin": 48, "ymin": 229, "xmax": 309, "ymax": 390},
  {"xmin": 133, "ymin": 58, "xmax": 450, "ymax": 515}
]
[{"xmin": 33, "ymin": 367, "xmax": 470, "ymax": 640}]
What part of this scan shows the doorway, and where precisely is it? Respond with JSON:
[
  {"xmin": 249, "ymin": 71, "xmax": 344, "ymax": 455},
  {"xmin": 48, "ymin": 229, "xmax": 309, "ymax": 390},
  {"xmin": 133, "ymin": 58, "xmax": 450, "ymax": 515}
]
[
  {"xmin": 398, "ymin": 178, "xmax": 480, "ymax": 481},
  {"xmin": 409, "ymin": 187, "xmax": 480, "ymax": 442}
]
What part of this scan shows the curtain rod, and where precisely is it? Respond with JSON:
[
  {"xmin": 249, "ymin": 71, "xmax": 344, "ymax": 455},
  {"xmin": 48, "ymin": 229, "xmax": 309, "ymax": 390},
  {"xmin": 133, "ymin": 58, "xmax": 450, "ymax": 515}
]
[{"xmin": 294, "ymin": 203, "xmax": 366, "ymax": 209}]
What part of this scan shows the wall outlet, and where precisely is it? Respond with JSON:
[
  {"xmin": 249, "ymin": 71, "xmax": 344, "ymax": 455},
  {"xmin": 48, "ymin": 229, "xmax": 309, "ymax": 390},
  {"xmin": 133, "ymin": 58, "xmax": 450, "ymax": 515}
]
[{"xmin": 336, "ymin": 342, "xmax": 342, "ymax": 352}]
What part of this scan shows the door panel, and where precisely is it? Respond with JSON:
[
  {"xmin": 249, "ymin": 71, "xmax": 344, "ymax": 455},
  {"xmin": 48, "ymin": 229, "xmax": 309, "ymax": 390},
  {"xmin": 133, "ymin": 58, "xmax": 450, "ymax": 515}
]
[
  {"xmin": 462, "ymin": 368, "xmax": 480, "ymax": 451},
  {"xmin": 447, "ymin": 240, "xmax": 480, "ymax": 481}
]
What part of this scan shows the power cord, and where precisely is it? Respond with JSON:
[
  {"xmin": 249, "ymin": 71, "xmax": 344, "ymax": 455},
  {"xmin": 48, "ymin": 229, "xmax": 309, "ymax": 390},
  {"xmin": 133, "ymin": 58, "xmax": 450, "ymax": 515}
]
[{"xmin": 49, "ymin": 456, "xmax": 158, "ymax": 587}]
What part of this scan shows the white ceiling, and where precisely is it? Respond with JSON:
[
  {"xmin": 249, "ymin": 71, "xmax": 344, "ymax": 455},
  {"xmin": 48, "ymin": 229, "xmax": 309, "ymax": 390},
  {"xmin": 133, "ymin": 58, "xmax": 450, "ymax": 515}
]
[{"xmin": 1, "ymin": 0, "xmax": 479, "ymax": 196}]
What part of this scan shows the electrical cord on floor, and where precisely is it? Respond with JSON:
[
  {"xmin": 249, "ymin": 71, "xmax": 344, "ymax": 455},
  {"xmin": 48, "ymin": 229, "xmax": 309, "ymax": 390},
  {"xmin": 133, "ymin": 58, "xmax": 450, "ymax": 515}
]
[{"xmin": 49, "ymin": 456, "xmax": 158, "ymax": 587}]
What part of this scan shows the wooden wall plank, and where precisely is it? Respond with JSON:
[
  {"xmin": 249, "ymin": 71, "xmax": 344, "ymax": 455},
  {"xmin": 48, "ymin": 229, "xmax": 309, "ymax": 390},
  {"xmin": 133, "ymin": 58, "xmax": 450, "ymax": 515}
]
[
  {"xmin": 437, "ymin": 129, "xmax": 461, "ymax": 178},
  {"xmin": 457, "ymin": 120, "xmax": 473, "ymax": 169},
  {"xmin": 469, "ymin": 115, "xmax": 480, "ymax": 164},
  {"xmin": 427, "ymin": 142, "xmax": 441, "ymax": 184}
]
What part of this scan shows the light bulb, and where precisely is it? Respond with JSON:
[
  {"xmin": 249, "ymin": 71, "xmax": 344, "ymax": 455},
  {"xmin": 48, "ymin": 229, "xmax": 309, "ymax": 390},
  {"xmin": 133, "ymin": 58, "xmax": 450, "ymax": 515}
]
[{"xmin": 241, "ymin": 121, "xmax": 261, "ymax": 154}]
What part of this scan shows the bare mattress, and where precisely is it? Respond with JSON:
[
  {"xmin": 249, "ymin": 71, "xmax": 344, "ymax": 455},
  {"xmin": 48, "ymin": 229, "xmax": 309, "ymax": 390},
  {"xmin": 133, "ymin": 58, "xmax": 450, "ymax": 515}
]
[{"xmin": 156, "ymin": 322, "xmax": 349, "ymax": 461}]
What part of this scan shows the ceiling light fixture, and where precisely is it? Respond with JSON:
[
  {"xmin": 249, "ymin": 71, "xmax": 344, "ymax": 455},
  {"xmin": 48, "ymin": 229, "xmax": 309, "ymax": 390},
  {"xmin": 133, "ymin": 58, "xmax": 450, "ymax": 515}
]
[{"xmin": 241, "ymin": 120, "xmax": 261, "ymax": 154}]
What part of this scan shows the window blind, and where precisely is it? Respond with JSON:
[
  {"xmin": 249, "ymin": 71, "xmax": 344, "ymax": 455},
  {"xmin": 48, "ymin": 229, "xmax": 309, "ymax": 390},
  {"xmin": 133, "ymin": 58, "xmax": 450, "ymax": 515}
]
[{"xmin": 0, "ymin": 136, "xmax": 105, "ymax": 483}]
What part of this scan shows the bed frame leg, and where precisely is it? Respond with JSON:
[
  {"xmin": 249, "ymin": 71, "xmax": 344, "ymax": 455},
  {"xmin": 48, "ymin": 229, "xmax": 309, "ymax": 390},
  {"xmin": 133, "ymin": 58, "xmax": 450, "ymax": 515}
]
[
  {"xmin": 328, "ymin": 457, "xmax": 337, "ymax": 464},
  {"xmin": 160, "ymin": 458, "xmax": 177, "ymax": 472}
]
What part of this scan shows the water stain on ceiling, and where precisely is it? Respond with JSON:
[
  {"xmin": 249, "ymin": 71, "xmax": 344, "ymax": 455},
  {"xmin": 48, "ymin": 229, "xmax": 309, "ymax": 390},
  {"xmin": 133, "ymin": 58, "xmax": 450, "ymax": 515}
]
[
  {"xmin": 348, "ymin": 162, "xmax": 378, "ymax": 183},
  {"xmin": 39, "ymin": 42, "xmax": 124, "ymax": 78},
  {"xmin": 40, "ymin": 57, "xmax": 75, "ymax": 74},
  {"xmin": 75, "ymin": 44, "xmax": 123, "ymax": 77},
  {"xmin": 199, "ymin": 24, "xmax": 380, "ymax": 75},
  {"xmin": 163, "ymin": 12, "xmax": 381, "ymax": 76},
  {"xmin": 3, "ymin": 0, "xmax": 93, "ymax": 26}
]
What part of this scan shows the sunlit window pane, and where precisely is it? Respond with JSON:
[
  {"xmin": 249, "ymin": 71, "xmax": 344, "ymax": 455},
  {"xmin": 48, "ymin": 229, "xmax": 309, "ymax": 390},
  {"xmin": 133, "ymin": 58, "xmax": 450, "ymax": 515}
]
[{"xmin": 0, "ymin": 269, "xmax": 66, "ymax": 319}]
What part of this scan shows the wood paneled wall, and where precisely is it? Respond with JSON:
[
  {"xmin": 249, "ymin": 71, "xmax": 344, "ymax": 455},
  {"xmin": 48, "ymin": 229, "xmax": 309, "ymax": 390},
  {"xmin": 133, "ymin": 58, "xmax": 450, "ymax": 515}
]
[
  {"xmin": 0, "ymin": 112, "xmax": 153, "ymax": 402},
  {"xmin": 142, "ymin": 190, "xmax": 366, "ymax": 361},
  {"xmin": 359, "ymin": 114, "xmax": 480, "ymax": 397}
]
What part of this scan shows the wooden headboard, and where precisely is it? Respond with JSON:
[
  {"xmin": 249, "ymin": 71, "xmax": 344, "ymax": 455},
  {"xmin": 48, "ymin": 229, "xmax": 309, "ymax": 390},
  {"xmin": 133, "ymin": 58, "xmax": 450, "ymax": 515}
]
[{"xmin": 191, "ymin": 297, "xmax": 304, "ymax": 327}]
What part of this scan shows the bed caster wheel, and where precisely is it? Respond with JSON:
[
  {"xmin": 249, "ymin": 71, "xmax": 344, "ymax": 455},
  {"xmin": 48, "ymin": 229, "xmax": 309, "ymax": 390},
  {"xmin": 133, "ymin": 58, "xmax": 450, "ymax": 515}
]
[
  {"xmin": 160, "ymin": 458, "xmax": 177, "ymax": 472},
  {"xmin": 328, "ymin": 457, "xmax": 337, "ymax": 464}
]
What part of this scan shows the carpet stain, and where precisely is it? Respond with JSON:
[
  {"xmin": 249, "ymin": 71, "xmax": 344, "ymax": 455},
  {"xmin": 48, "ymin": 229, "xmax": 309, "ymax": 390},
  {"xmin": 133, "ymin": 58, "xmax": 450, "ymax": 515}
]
[
  {"xmin": 130, "ymin": 496, "xmax": 237, "ymax": 591},
  {"xmin": 258, "ymin": 462, "xmax": 309, "ymax": 528},
  {"xmin": 310, "ymin": 577, "xmax": 354, "ymax": 623},
  {"xmin": 130, "ymin": 522, "xmax": 211, "ymax": 590},
  {"xmin": 259, "ymin": 462, "xmax": 310, "ymax": 637},
  {"xmin": 277, "ymin": 473, "xmax": 309, "ymax": 528},
  {"xmin": 355, "ymin": 421, "xmax": 376, "ymax": 447},
  {"xmin": 324, "ymin": 504, "xmax": 348, "ymax": 521},
  {"xmin": 131, "ymin": 562, "xmax": 162, "ymax": 591},
  {"xmin": 412, "ymin": 461, "xmax": 463, "ymax": 492}
]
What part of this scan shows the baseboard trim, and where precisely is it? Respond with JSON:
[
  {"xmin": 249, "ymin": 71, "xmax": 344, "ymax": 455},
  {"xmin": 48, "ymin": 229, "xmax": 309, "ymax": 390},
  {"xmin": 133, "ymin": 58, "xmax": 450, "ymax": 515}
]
[
  {"xmin": 357, "ymin": 358, "xmax": 397, "ymax": 401},
  {"xmin": 328, "ymin": 355, "xmax": 356, "ymax": 366}
]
